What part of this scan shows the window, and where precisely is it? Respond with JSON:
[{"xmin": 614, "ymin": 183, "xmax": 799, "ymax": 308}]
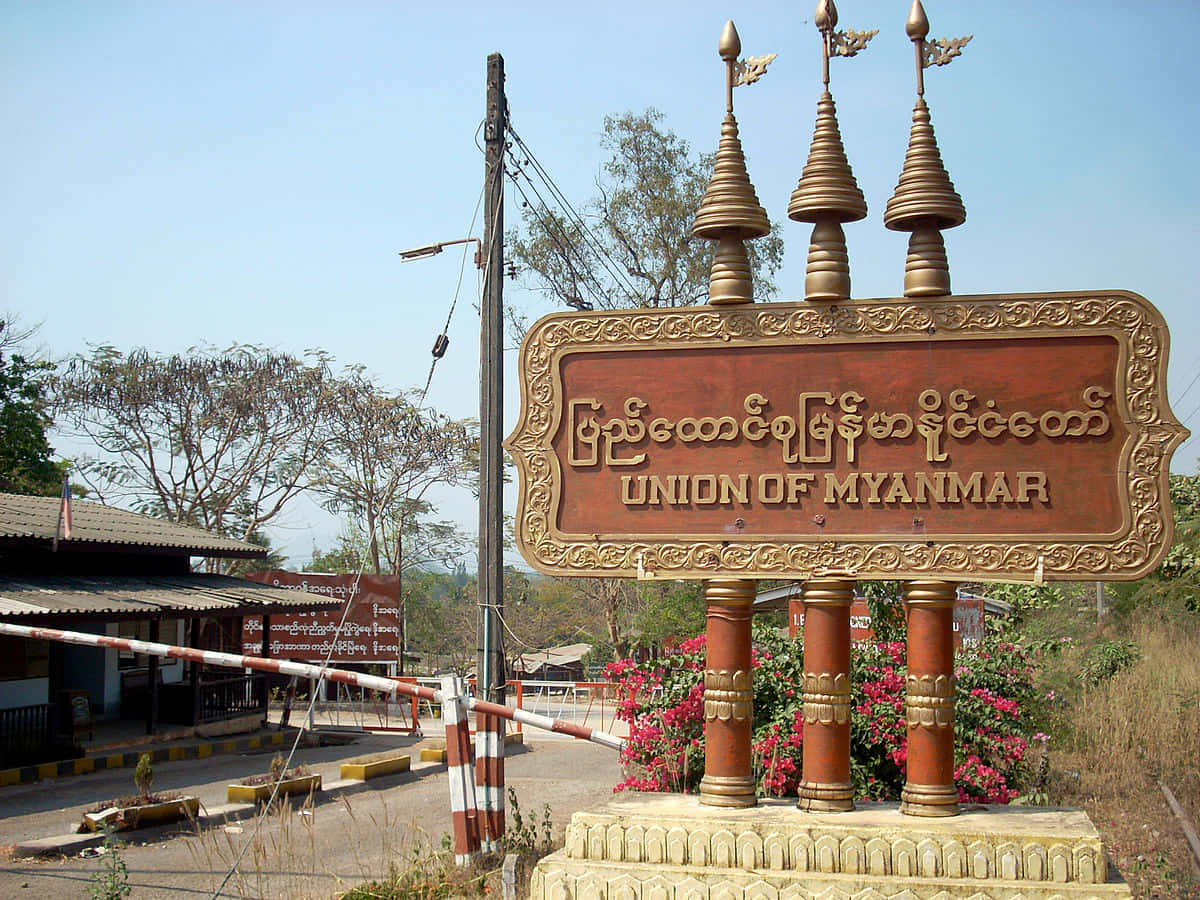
[
  {"xmin": 117, "ymin": 620, "xmax": 151, "ymax": 669},
  {"xmin": 0, "ymin": 634, "xmax": 49, "ymax": 680},
  {"xmin": 116, "ymin": 619, "xmax": 182, "ymax": 669}
]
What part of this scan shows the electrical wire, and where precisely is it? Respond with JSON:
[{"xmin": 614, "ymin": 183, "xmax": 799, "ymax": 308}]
[
  {"xmin": 507, "ymin": 124, "xmax": 641, "ymax": 297},
  {"xmin": 506, "ymin": 123, "xmax": 643, "ymax": 302},
  {"xmin": 508, "ymin": 171, "xmax": 609, "ymax": 309},
  {"xmin": 216, "ymin": 113, "xmax": 515, "ymax": 899},
  {"xmin": 1173, "ymin": 360, "xmax": 1200, "ymax": 409},
  {"xmin": 417, "ymin": 184, "xmax": 486, "ymax": 410},
  {"xmin": 212, "ymin": 208, "xmax": 501, "ymax": 892}
]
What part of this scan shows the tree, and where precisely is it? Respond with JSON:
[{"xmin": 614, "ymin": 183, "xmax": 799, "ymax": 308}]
[
  {"xmin": 405, "ymin": 568, "xmax": 478, "ymax": 676},
  {"xmin": 510, "ymin": 109, "xmax": 784, "ymax": 315},
  {"xmin": 307, "ymin": 374, "xmax": 473, "ymax": 575},
  {"xmin": 0, "ymin": 316, "xmax": 63, "ymax": 495},
  {"xmin": 632, "ymin": 580, "xmax": 706, "ymax": 651},
  {"xmin": 54, "ymin": 344, "xmax": 336, "ymax": 568}
]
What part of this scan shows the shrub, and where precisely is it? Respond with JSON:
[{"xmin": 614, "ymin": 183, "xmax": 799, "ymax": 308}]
[
  {"xmin": 134, "ymin": 752, "xmax": 153, "ymax": 799},
  {"xmin": 607, "ymin": 622, "xmax": 1039, "ymax": 804},
  {"xmin": 1078, "ymin": 639, "xmax": 1140, "ymax": 687}
]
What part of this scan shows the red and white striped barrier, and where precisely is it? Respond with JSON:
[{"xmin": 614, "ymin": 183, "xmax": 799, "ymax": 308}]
[
  {"xmin": 0, "ymin": 622, "xmax": 624, "ymax": 751},
  {"xmin": 474, "ymin": 711, "xmax": 504, "ymax": 851},
  {"xmin": 441, "ymin": 675, "xmax": 481, "ymax": 863}
]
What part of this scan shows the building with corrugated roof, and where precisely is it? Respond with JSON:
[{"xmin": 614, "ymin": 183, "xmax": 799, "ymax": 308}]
[{"xmin": 0, "ymin": 491, "xmax": 337, "ymax": 765}]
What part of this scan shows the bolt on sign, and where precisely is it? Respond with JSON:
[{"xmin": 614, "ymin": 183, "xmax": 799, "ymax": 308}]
[
  {"xmin": 504, "ymin": 291, "xmax": 1189, "ymax": 583},
  {"xmin": 241, "ymin": 572, "xmax": 401, "ymax": 663}
]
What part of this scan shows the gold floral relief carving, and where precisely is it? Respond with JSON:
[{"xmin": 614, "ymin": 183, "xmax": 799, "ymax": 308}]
[
  {"xmin": 506, "ymin": 292, "xmax": 1189, "ymax": 583},
  {"xmin": 705, "ymin": 669, "xmax": 753, "ymax": 722},
  {"xmin": 906, "ymin": 674, "xmax": 956, "ymax": 728},
  {"xmin": 803, "ymin": 672, "xmax": 852, "ymax": 724}
]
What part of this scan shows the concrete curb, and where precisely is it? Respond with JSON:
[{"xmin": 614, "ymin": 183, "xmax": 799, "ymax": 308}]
[
  {"xmin": 11, "ymin": 759, "xmax": 443, "ymax": 859},
  {"xmin": 0, "ymin": 730, "xmax": 290, "ymax": 788}
]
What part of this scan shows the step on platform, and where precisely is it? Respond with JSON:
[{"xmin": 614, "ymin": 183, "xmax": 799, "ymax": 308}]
[{"xmin": 530, "ymin": 793, "xmax": 1131, "ymax": 899}]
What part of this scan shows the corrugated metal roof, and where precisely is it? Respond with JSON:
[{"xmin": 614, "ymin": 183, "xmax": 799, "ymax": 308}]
[
  {"xmin": 516, "ymin": 642, "xmax": 591, "ymax": 673},
  {"xmin": 0, "ymin": 574, "xmax": 341, "ymax": 618},
  {"xmin": 0, "ymin": 492, "xmax": 262, "ymax": 557}
]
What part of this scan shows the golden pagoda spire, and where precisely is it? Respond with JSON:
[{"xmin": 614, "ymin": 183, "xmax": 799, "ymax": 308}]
[
  {"xmin": 693, "ymin": 20, "xmax": 774, "ymax": 306},
  {"xmin": 788, "ymin": 0, "xmax": 876, "ymax": 301},
  {"xmin": 884, "ymin": 0, "xmax": 971, "ymax": 297}
]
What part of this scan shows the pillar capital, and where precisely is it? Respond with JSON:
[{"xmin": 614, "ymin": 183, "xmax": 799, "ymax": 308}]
[
  {"xmin": 901, "ymin": 579, "xmax": 956, "ymax": 608},
  {"xmin": 703, "ymin": 577, "xmax": 756, "ymax": 607},
  {"xmin": 801, "ymin": 574, "xmax": 856, "ymax": 607}
]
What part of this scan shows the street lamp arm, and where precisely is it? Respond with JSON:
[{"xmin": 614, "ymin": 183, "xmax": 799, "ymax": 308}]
[{"xmin": 398, "ymin": 237, "xmax": 484, "ymax": 269}]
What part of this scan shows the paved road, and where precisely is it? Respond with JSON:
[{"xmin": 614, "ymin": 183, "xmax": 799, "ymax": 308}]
[{"xmin": 0, "ymin": 732, "xmax": 623, "ymax": 899}]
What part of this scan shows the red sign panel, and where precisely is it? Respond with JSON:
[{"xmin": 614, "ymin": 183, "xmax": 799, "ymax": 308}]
[
  {"xmin": 506, "ymin": 293, "xmax": 1187, "ymax": 582},
  {"xmin": 241, "ymin": 572, "xmax": 401, "ymax": 664}
]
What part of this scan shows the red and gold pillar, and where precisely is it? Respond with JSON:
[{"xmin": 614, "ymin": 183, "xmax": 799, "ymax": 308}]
[
  {"xmin": 901, "ymin": 579, "xmax": 959, "ymax": 817},
  {"xmin": 798, "ymin": 574, "xmax": 855, "ymax": 812},
  {"xmin": 700, "ymin": 577, "xmax": 756, "ymax": 808}
]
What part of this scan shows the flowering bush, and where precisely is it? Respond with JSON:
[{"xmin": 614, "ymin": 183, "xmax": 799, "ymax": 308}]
[{"xmin": 606, "ymin": 621, "xmax": 1039, "ymax": 803}]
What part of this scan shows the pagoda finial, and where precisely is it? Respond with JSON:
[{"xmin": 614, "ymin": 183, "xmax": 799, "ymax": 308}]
[
  {"xmin": 885, "ymin": 1, "xmax": 971, "ymax": 297},
  {"xmin": 694, "ymin": 21, "xmax": 774, "ymax": 306},
  {"xmin": 788, "ymin": 0, "xmax": 876, "ymax": 301}
]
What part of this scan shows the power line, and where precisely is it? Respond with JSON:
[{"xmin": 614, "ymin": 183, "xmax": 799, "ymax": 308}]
[
  {"xmin": 506, "ymin": 123, "xmax": 643, "ymax": 301},
  {"xmin": 1173, "ymin": 360, "xmax": 1200, "ymax": 409},
  {"xmin": 507, "ymin": 170, "xmax": 609, "ymax": 309}
]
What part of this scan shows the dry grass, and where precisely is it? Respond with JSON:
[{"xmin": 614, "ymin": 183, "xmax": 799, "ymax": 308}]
[{"xmin": 1039, "ymin": 600, "xmax": 1200, "ymax": 898}]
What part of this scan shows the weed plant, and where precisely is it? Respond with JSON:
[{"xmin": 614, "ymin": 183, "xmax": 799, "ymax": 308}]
[{"xmin": 88, "ymin": 830, "xmax": 131, "ymax": 900}]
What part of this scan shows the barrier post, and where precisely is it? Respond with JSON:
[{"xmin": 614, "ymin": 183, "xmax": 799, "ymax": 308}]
[
  {"xmin": 475, "ymin": 710, "xmax": 505, "ymax": 851},
  {"xmin": 441, "ymin": 675, "xmax": 481, "ymax": 863}
]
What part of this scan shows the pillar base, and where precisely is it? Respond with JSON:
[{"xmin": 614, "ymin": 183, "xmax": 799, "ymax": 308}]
[
  {"xmin": 531, "ymin": 793, "xmax": 1130, "ymax": 898},
  {"xmin": 902, "ymin": 781, "xmax": 961, "ymax": 817},
  {"xmin": 798, "ymin": 779, "xmax": 854, "ymax": 812},
  {"xmin": 699, "ymin": 773, "xmax": 757, "ymax": 808}
]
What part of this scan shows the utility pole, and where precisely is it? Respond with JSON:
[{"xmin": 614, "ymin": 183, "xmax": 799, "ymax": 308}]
[{"xmin": 479, "ymin": 53, "xmax": 506, "ymax": 706}]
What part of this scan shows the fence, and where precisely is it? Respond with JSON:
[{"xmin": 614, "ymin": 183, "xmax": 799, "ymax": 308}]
[
  {"xmin": 197, "ymin": 672, "xmax": 266, "ymax": 723},
  {"xmin": 0, "ymin": 702, "xmax": 57, "ymax": 766}
]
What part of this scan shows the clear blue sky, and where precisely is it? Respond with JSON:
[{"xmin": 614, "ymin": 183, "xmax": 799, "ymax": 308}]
[{"xmin": 5, "ymin": 1, "xmax": 1198, "ymax": 567}]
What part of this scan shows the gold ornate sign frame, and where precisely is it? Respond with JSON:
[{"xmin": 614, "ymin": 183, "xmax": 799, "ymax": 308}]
[{"xmin": 504, "ymin": 290, "xmax": 1188, "ymax": 583}]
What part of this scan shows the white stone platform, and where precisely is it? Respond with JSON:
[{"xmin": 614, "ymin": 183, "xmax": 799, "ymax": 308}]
[{"xmin": 530, "ymin": 793, "xmax": 1132, "ymax": 899}]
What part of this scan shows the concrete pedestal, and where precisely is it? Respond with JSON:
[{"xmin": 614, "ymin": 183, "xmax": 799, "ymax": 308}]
[{"xmin": 530, "ymin": 792, "xmax": 1131, "ymax": 899}]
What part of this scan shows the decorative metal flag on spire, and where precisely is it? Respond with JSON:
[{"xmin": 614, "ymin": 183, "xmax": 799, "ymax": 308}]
[
  {"xmin": 692, "ymin": 21, "xmax": 773, "ymax": 306},
  {"xmin": 788, "ymin": 0, "xmax": 876, "ymax": 301},
  {"xmin": 884, "ymin": 0, "xmax": 971, "ymax": 298}
]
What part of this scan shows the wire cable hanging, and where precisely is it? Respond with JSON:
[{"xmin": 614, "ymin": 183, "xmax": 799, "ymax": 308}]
[
  {"xmin": 507, "ymin": 137, "xmax": 639, "ymax": 301},
  {"xmin": 507, "ymin": 171, "xmax": 609, "ymax": 310},
  {"xmin": 507, "ymin": 124, "xmax": 639, "ymax": 295},
  {"xmin": 506, "ymin": 123, "xmax": 644, "ymax": 302}
]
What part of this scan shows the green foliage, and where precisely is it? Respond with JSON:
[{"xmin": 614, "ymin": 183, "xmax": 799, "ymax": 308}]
[
  {"xmin": 336, "ymin": 851, "xmax": 490, "ymax": 899},
  {"xmin": 306, "ymin": 533, "xmax": 368, "ymax": 574},
  {"xmin": 501, "ymin": 787, "xmax": 554, "ymax": 856},
  {"xmin": 510, "ymin": 109, "xmax": 784, "ymax": 319},
  {"xmin": 978, "ymin": 582, "xmax": 1067, "ymax": 613},
  {"xmin": 404, "ymin": 568, "xmax": 477, "ymax": 675},
  {"xmin": 88, "ymin": 830, "xmax": 131, "ymax": 900},
  {"xmin": 134, "ymin": 752, "xmax": 153, "ymax": 798},
  {"xmin": 308, "ymin": 375, "xmax": 472, "ymax": 575},
  {"xmin": 610, "ymin": 620, "xmax": 1041, "ymax": 804},
  {"xmin": 632, "ymin": 580, "xmax": 705, "ymax": 650},
  {"xmin": 860, "ymin": 581, "xmax": 905, "ymax": 643},
  {"xmin": 1078, "ymin": 639, "xmax": 1140, "ymax": 687},
  {"xmin": 0, "ymin": 318, "xmax": 63, "ymax": 495}
]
